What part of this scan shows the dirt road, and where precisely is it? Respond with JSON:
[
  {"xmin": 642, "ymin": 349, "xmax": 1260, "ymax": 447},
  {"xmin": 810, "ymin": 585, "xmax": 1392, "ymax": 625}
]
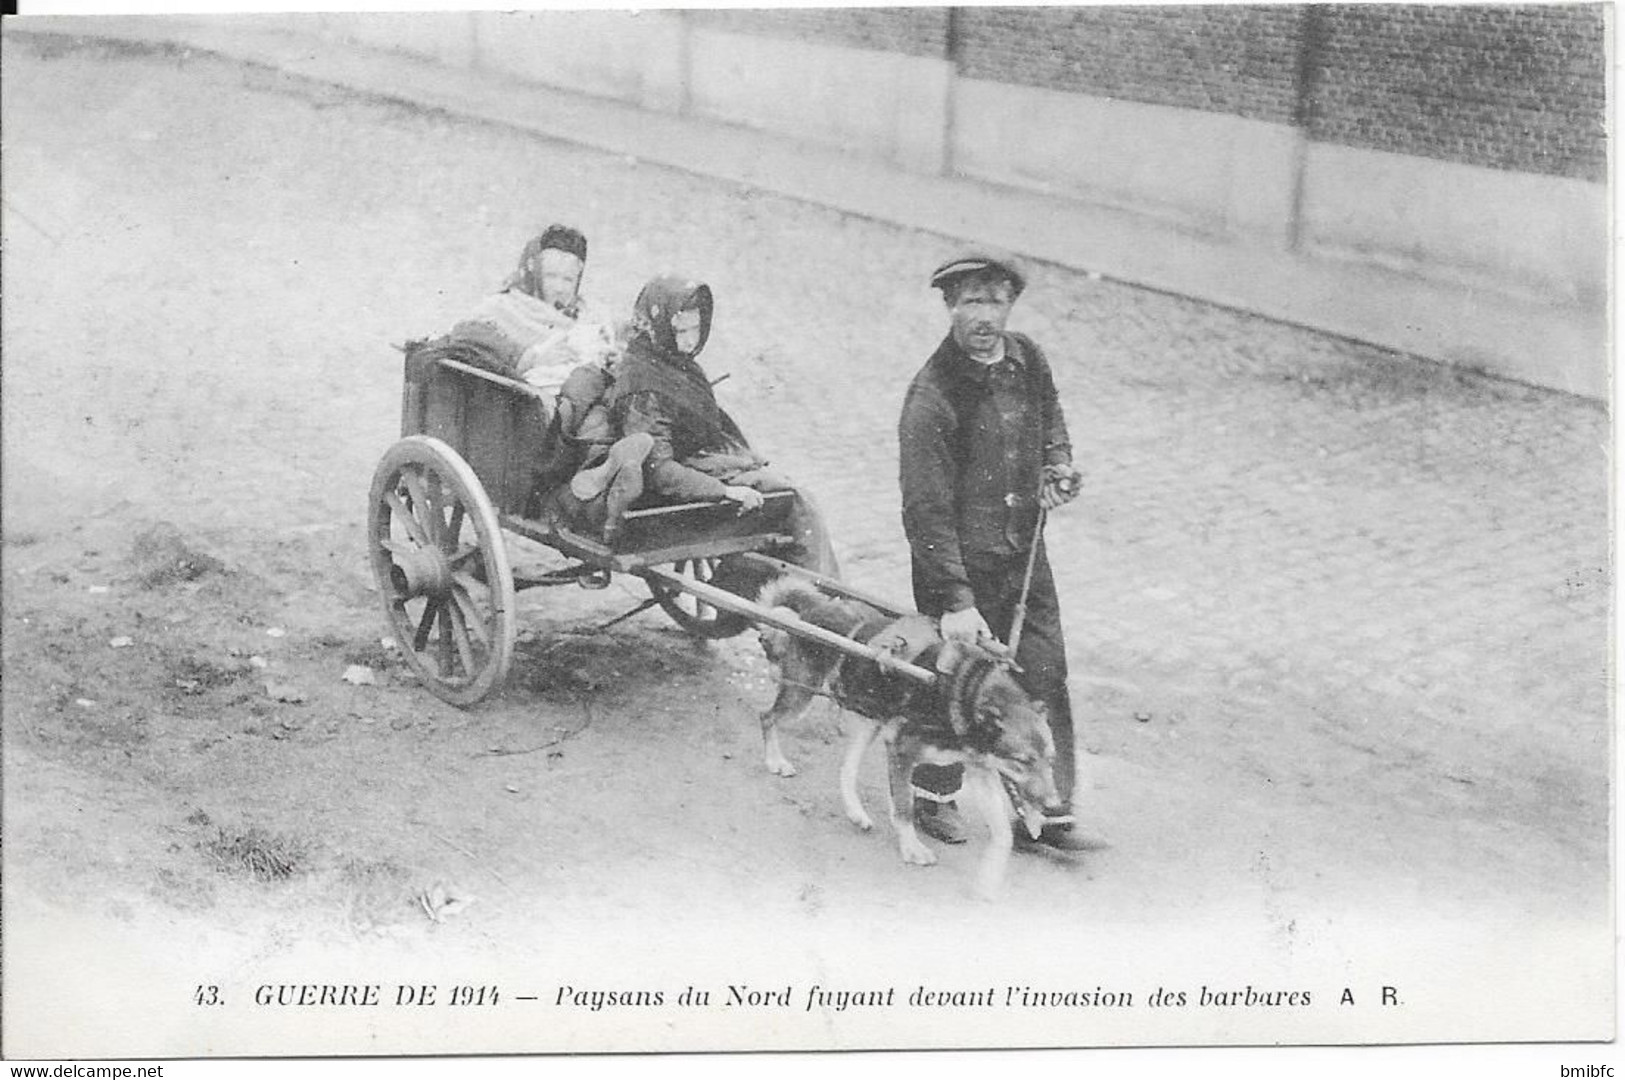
[{"xmin": 1, "ymin": 36, "xmax": 1610, "ymax": 1057}]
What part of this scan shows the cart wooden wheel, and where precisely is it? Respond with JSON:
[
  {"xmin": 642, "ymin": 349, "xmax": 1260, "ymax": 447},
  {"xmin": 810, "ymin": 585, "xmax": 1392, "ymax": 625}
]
[
  {"xmin": 368, "ymin": 435, "xmax": 516, "ymax": 705},
  {"xmin": 646, "ymin": 556, "xmax": 751, "ymax": 639}
]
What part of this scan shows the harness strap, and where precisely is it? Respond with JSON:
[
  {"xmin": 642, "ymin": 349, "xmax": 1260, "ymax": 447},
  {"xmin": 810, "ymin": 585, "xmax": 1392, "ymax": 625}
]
[
  {"xmin": 946, "ymin": 656, "xmax": 999, "ymax": 738},
  {"xmin": 823, "ymin": 613, "xmax": 938, "ymax": 721}
]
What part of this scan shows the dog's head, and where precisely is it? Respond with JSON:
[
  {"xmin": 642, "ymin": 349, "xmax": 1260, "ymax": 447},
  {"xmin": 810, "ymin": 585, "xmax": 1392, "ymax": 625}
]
[{"xmin": 962, "ymin": 665, "xmax": 1060, "ymax": 840}]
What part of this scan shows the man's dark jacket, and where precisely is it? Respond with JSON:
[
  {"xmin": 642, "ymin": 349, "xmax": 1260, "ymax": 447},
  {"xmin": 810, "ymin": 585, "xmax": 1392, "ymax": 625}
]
[{"xmin": 898, "ymin": 330, "xmax": 1072, "ymax": 616}]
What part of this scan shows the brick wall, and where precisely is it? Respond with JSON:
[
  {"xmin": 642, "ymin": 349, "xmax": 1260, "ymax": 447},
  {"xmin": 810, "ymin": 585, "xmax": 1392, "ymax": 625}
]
[
  {"xmin": 684, "ymin": 7, "xmax": 948, "ymax": 59},
  {"xmin": 1308, "ymin": 4, "xmax": 1606, "ymax": 182},
  {"xmin": 956, "ymin": 6, "xmax": 1305, "ymax": 125},
  {"xmin": 690, "ymin": 5, "xmax": 1606, "ymax": 183}
]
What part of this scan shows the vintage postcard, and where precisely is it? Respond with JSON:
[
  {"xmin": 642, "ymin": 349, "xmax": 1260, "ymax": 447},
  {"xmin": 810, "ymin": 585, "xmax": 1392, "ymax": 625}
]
[{"xmin": 1, "ymin": 2, "xmax": 1612, "ymax": 1070}]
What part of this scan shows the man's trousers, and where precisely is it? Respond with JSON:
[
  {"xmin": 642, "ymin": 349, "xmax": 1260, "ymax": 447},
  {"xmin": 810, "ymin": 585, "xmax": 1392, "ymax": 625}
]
[{"xmin": 911, "ymin": 540, "xmax": 1076, "ymax": 808}]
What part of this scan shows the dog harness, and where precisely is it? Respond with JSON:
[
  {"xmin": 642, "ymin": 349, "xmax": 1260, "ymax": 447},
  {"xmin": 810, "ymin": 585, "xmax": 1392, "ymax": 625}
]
[
  {"xmin": 943, "ymin": 653, "xmax": 1011, "ymax": 752},
  {"xmin": 830, "ymin": 613, "xmax": 940, "ymax": 721},
  {"xmin": 826, "ymin": 615, "xmax": 1012, "ymax": 755}
]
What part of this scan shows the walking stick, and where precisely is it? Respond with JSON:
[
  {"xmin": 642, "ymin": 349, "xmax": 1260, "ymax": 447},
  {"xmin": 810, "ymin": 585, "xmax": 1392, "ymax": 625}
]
[
  {"xmin": 1004, "ymin": 492, "xmax": 1078, "ymax": 832},
  {"xmin": 1005, "ymin": 504, "xmax": 1047, "ymax": 659}
]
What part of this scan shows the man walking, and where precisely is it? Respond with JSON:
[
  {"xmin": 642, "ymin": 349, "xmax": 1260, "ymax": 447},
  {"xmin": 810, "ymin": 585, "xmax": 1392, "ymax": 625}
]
[{"xmin": 898, "ymin": 251, "xmax": 1089, "ymax": 854}]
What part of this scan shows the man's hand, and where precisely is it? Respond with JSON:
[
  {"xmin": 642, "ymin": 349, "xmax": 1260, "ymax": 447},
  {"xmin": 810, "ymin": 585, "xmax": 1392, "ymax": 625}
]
[
  {"xmin": 722, "ymin": 485, "xmax": 765, "ymax": 511},
  {"xmin": 940, "ymin": 606, "xmax": 993, "ymax": 644},
  {"xmin": 1040, "ymin": 464, "xmax": 1082, "ymax": 510}
]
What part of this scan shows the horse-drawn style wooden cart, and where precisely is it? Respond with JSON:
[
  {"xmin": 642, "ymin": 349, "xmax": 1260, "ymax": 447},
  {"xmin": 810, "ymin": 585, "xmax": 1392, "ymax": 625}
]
[{"xmin": 368, "ymin": 343, "xmax": 938, "ymax": 706}]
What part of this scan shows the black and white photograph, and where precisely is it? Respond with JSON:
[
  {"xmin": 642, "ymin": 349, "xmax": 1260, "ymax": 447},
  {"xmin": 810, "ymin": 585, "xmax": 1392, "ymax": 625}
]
[{"xmin": 0, "ymin": 1, "xmax": 1613, "ymax": 1070}]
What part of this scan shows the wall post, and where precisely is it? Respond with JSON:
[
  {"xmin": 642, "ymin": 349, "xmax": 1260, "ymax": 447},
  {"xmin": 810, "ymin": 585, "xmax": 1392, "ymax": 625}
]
[
  {"xmin": 677, "ymin": 8, "xmax": 693, "ymax": 117},
  {"xmin": 1286, "ymin": 4, "xmax": 1327, "ymax": 252},
  {"xmin": 942, "ymin": 6, "xmax": 962, "ymax": 178}
]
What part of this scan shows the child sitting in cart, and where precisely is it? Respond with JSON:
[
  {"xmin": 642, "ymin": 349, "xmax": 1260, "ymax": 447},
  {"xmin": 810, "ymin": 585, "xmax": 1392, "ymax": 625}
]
[
  {"xmin": 447, "ymin": 224, "xmax": 639, "ymax": 514},
  {"xmin": 543, "ymin": 274, "xmax": 839, "ymax": 579},
  {"xmin": 451, "ymin": 224, "xmax": 621, "ymax": 386}
]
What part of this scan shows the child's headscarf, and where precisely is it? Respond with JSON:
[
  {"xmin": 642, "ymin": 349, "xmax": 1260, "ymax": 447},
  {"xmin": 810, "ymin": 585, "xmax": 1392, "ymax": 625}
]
[{"xmin": 506, "ymin": 224, "xmax": 589, "ymax": 316}]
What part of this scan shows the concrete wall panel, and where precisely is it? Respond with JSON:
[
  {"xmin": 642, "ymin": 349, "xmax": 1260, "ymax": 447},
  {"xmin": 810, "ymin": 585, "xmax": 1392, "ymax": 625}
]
[
  {"xmin": 315, "ymin": 12, "xmax": 477, "ymax": 69},
  {"xmin": 1300, "ymin": 143, "xmax": 1607, "ymax": 307},
  {"xmin": 471, "ymin": 10, "xmax": 687, "ymax": 113},
  {"xmin": 686, "ymin": 29, "xmax": 951, "ymax": 174},
  {"xmin": 952, "ymin": 78, "xmax": 1300, "ymax": 243}
]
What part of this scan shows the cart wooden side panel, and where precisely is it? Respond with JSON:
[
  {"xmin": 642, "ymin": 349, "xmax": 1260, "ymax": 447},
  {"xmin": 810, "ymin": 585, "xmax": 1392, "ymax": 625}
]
[
  {"xmin": 400, "ymin": 352, "xmax": 554, "ymax": 517},
  {"xmin": 399, "ymin": 348, "xmax": 804, "ymax": 561}
]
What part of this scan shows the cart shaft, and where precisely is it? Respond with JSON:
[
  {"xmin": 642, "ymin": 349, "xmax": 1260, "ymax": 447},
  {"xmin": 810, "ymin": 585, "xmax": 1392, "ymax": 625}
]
[
  {"xmin": 729, "ymin": 553, "xmax": 911, "ymax": 619},
  {"xmin": 639, "ymin": 565, "xmax": 938, "ymax": 687}
]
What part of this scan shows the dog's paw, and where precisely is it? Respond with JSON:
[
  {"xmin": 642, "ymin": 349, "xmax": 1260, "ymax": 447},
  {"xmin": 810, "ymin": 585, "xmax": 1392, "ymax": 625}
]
[
  {"xmin": 899, "ymin": 835, "xmax": 938, "ymax": 866},
  {"xmin": 761, "ymin": 731, "xmax": 798, "ymax": 777},
  {"xmin": 846, "ymin": 809, "xmax": 875, "ymax": 832}
]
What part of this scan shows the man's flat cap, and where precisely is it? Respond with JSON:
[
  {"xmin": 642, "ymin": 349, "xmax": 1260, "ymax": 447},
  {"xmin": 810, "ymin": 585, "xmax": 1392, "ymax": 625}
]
[{"xmin": 930, "ymin": 250, "xmax": 1027, "ymax": 297}]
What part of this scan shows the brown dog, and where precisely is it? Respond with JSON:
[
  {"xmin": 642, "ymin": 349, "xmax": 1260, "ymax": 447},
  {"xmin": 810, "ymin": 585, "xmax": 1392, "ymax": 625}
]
[{"xmin": 755, "ymin": 578, "xmax": 1060, "ymax": 896}]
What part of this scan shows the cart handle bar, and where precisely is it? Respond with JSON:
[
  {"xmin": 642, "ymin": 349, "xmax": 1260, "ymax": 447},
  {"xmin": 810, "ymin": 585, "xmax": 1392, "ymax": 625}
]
[
  {"xmin": 730, "ymin": 552, "xmax": 911, "ymax": 620},
  {"xmin": 395, "ymin": 349, "xmax": 556, "ymax": 405},
  {"xmin": 640, "ymin": 565, "xmax": 937, "ymax": 687}
]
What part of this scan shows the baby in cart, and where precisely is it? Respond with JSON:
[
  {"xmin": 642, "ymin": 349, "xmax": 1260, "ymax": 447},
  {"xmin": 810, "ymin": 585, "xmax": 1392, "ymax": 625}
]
[
  {"xmin": 449, "ymin": 224, "xmax": 632, "ymax": 521},
  {"xmin": 452, "ymin": 223, "xmax": 620, "ymax": 385}
]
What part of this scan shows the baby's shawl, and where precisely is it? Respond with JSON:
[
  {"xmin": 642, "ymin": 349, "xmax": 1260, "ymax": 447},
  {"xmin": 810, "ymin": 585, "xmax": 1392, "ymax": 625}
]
[{"xmin": 459, "ymin": 289, "xmax": 618, "ymax": 386}]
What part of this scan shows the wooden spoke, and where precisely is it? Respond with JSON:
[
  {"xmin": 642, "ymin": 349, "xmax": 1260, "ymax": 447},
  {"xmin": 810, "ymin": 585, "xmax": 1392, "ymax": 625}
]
[
  {"xmin": 384, "ymin": 490, "xmax": 431, "ymax": 549},
  {"xmin": 424, "ymin": 469, "xmax": 450, "ymax": 547},
  {"xmin": 677, "ymin": 559, "xmax": 719, "ymax": 617},
  {"xmin": 648, "ymin": 555, "xmax": 749, "ymax": 640},
  {"xmin": 444, "ymin": 501, "xmax": 466, "ymax": 554},
  {"xmin": 401, "ymin": 468, "xmax": 438, "ymax": 546},
  {"xmin": 444, "ymin": 597, "xmax": 479, "ymax": 674},
  {"xmin": 437, "ymin": 601, "xmax": 456, "ymax": 677},
  {"xmin": 413, "ymin": 597, "xmax": 441, "ymax": 653},
  {"xmin": 423, "ymin": 476, "xmax": 444, "ymax": 547},
  {"xmin": 451, "ymin": 569, "xmax": 489, "ymax": 602},
  {"xmin": 449, "ymin": 584, "xmax": 492, "ymax": 648}
]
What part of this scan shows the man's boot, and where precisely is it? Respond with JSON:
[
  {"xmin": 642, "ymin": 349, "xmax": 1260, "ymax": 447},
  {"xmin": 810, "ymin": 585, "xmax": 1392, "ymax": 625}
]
[
  {"xmin": 1014, "ymin": 811, "xmax": 1102, "ymax": 856},
  {"xmin": 914, "ymin": 798, "xmax": 969, "ymax": 845}
]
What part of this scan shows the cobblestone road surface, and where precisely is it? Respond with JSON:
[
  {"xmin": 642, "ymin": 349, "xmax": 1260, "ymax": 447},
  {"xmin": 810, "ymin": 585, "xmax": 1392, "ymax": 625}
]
[{"xmin": 2, "ymin": 39, "xmax": 1610, "ymax": 988}]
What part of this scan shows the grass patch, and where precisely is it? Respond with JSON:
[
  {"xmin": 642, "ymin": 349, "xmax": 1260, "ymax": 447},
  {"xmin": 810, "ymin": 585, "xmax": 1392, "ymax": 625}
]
[
  {"xmin": 128, "ymin": 523, "xmax": 226, "ymax": 589},
  {"xmin": 339, "ymin": 857, "xmax": 419, "ymax": 933},
  {"xmin": 12, "ymin": 31, "xmax": 197, "ymax": 64},
  {"xmin": 167, "ymin": 654, "xmax": 249, "ymax": 695},
  {"xmin": 201, "ymin": 827, "xmax": 307, "ymax": 882}
]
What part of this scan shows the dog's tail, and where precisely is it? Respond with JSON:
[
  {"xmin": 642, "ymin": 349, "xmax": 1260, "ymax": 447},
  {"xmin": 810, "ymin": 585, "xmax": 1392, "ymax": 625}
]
[
  {"xmin": 756, "ymin": 575, "xmax": 826, "ymax": 616},
  {"xmin": 754, "ymin": 576, "xmax": 828, "ymax": 663}
]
